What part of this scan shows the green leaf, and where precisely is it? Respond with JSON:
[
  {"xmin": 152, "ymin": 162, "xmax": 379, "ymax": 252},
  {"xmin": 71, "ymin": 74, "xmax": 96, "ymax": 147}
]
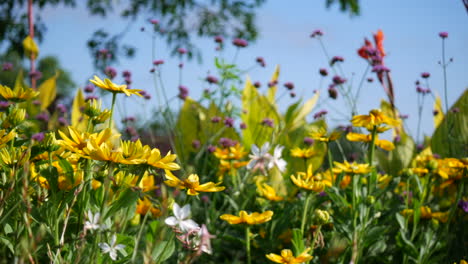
[
  {"xmin": 0, "ymin": 236, "xmax": 14, "ymax": 254},
  {"xmin": 266, "ymin": 65, "xmax": 280, "ymax": 104},
  {"xmin": 71, "ymin": 88, "xmax": 87, "ymax": 131},
  {"xmin": 377, "ymin": 130, "xmax": 414, "ymax": 175},
  {"xmin": 291, "ymin": 228, "xmax": 305, "ymax": 255},
  {"xmin": 174, "ymin": 98, "xmax": 238, "ymax": 163},
  {"xmin": 241, "ymin": 76, "xmax": 280, "ymax": 148},
  {"xmin": 152, "ymin": 239, "xmax": 175, "ymax": 263},
  {"xmin": 395, "ymin": 213, "xmax": 406, "ymax": 231},
  {"xmin": 38, "ymin": 72, "xmax": 58, "ymax": 110},
  {"xmin": 288, "ymin": 92, "xmax": 319, "ymax": 131},
  {"xmin": 3, "ymin": 223, "xmax": 13, "ymax": 234},
  {"xmin": 431, "ymin": 89, "xmax": 468, "ymax": 158},
  {"xmin": 105, "ymin": 188, "xmax": 139, "ymax": 219}
]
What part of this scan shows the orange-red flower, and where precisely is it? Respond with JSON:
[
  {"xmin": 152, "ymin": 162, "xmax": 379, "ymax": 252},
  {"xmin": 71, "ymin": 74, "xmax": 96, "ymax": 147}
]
[{"xmin": 374, "ymin": 29, "xmax": 386, "ymax": 57}]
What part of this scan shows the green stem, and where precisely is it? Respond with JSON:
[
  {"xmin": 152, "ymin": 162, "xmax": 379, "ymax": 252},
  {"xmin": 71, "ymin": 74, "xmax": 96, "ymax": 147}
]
[
  {"xmin": 245, "ymin": 226, "xmax": 251, "ymax": 264},
  {"xmin": 441, "ymin": 38, "xmax": 452, "ymax": 156},
  {"xmin": 108, "ymin": 93, "xmax": 117, "ymax": 129},
  {"xmin": 301, "ymin": 193, "xmax": 313, "ymax": 235},
  {"xmin": 131, "ymin": 211, "xmax": 150, "ymax": 262},
  {"xmin": 351, "ymin": 174, "xmax": 360, "ymax": 263},
  {"xmin": 368, "ymin": 126, "xmax": 377, "ymax": 167},
  {"xmin": 326, "ymin": 142, "xmax": 334, "ymax": 186}
]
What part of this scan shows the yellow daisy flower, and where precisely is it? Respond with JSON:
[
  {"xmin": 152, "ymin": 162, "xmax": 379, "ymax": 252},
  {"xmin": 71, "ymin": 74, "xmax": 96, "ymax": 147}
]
[
  {"xmin": 220, "ymin": 210, "xmax": 273, "ymax": 225},
  {"xmin": 146, "ymin": 149, "xmax": 180, "ymax": 170},
  {"xmin": 213, "ymin": 144, "xmax": 247, "ymax": 160},
  {"xmin": 89, "ymin": 75, "xmax": 143, "ymax": 97},
  {"xmin": 257, "ymin": 183, "xmax": 283, "ymax": 201},
  {"xmin": 0, "ymin": 83, "xmax": 39, "ymax": 102},
  {"xmin": 333, "ymin": 161, "xmax": 371, "ymax": 174},
  {"xmin": 346, "ymin": 132, "xmax": 395, "ymax": 151},
  {"xmin": 135, "ymin": 196, "xmax": 162, "ymax": 217},
  {"xmin": 351, "ymin": 109, "xmax": 399, "ymax": 130},
  {"xmin": 164, "ymin": 170, "xmax": 225, "ymax": 195},
  {"xmin": 310, "ymin": 128, "xmax": 341, "ymax": 142},
  {"xmin": 266, "ymin": 248, "xmax": 313, "ymax": 264},
  {"xmin": 290, "ymin": 165, "xmax": 325, "ymax": 192},
  {"xmin": 290, "ymin": 147, "xmax": 316, "ymax": 159},
  {"xmin": 0, "ymin": 129, "xmax": 16, "ymax": 146}
]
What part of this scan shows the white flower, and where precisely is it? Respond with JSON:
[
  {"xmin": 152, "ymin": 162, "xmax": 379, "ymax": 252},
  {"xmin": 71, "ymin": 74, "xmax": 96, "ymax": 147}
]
[
  {"xmin": 268, "ymin": 145, "xmax": 287, "ymax": 172},
  {"xmin": 99, "ymin": 234, "xmax": 125, "ymax": 261},
  {"xmin": 247, "ymin": 142, "xmax": 272, "ymax": 173},
  {"xmin": 165, "ymin": 203, "xmax": 199, "ymax": 232},
  {"xmin": 84, "ymin": 210, "xmax": 105, "ymax": 231}
]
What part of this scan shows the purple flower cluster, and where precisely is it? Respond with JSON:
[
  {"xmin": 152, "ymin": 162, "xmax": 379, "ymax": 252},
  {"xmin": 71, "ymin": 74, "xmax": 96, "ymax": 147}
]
[
  {"xmin": 284, "ymin": 82, "xmax": 294, "ymax": 90},
  {"xmin": 206, "ymin": 75, "xmax": 219, "ymax": 84},
  {"xmin": 105, "ymin": 66, "xmax": 117, "ymax": 79},
  {"xmin": 313, "ymin": 110, "xmax": 328, "ymax": 119},
  {"xmin": 328, "ymin": 85, "xmax": 338, "ymax": 99},
  {"xmin": 2, "ymin": 62, "xmax": 13, "ymax": 71},
  {"xmin": 330, "ymin": 56, "xmax": 344, "ymax": 66},
  {"xmin": 219, "ymin": 137, "xmax": 238, "ymax": 148},
  {"xmin": 32, "ymin": 132, "xmax": 45, "ymax": 142},
  {"xmin": 84, "ymin": 84, "xmax": 95, "ymax": 93},
  {"xmin": 310, "ymin": 30, "xmax": 323, "ymax": 38},
  {"xmin": 332, "ymin": 75, "xmax": 346, "ymax": 85},
  {"xmin": 319, "ymin": 68, "xmax": 328, "ymax": 76},
  {"xmin": 416, "ymin": 86, "xmax": 431, "ymax": 95},
  {"xmin": 261, "ymin": 118, "xmax": 274, "ymax": 128},
  {"xmin": 303, "ymin": 137, "xmax": 314, "ymax": 146},
  {"xmin": 232, "ymin": 38, "xmax": 248, "ymax": 48},
  {"xmin": 178, "ymin": 85, "xmax": 189, "ymax": 100},
  {"xmin": 256, "ymin": 57, "xmax": 266, "ymax": 67},
  {"xmin": 224, "ymin": 117, "xmax": 234, "ymax": 128}
]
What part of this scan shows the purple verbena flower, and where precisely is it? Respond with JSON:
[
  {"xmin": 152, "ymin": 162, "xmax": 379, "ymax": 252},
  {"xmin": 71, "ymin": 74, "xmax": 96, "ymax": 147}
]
[
  {"xmin": 232, "ymin": 38, "xmax": 248, "ymax": 48},
  {"xmin": 439, "ymin": 32, "xmax": 448, "ymax": 39},
  {"xmin": 32, "ymin": 132, "xmax": 45, "ymax": 142},
  {"xmin": 310, "ymin": 30, "xmax": 323, "ymax": 38},
  {"xmin": 319, "ymin": 68, "xmax": 328, "ymax": 76},
  {"xmin": 206, "ymin": 75, "xmax": 219, "ymax": 84},
  {"xmin": 261, "ymin": 118, "xmax": 274, "ymax": 128},
  {"xmin": 2, "ymin": 62, "xmax": 13, "ymax": 71},
  {"xmin": 224, "ymin": 117, "xmax": 234, "ymax": 128},
  {"xmin": 104, "ymin": 66, "xmax": 117, "ymax": 79},
  {"xmin": 284, "ymin": 82, "xmax": 294, "ymax": 90}
]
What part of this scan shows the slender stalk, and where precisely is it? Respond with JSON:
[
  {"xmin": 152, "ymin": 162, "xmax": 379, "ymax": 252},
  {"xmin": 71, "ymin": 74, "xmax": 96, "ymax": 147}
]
[
  {"xmin": 131, "ymin": 211, "xmax": 150, "ymax": 262},
  {"xmin": 28, "ymin": 0, "xmax": 36, "ymax": 89},
  {"xmin": 368, "ymin": 126, "xmax": 377, "ymax": 167},
  {"xmin": 441, "ymin": 37, "xmax": 453, "ymax": 155},
  {"xmin": 108, "ymin": 93, "xmax": 117, "ymax": 129},
  {"xmin": 326, "ymin": 143, "xmax": 334, "ymax": 186},
  {"xmin": 351, "ymin": 175, "xmax": 360, "ymax": 263},
  {"xmin": 245, "ymin": 226, "xmax": 251, "ymax": 264},
  {"xmin": 441, "ymin": 38, "xmax": 449, "ymax": 115},
  {"xmin": 301, "ymin": 193, "xmax": 313, "ymax": 235}
]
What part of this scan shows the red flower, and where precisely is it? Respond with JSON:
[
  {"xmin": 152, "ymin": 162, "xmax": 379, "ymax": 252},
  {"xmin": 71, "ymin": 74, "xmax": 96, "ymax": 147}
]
[{"xmin": 357, "ymin": 38, "xmax": 373, "ymax": 59}]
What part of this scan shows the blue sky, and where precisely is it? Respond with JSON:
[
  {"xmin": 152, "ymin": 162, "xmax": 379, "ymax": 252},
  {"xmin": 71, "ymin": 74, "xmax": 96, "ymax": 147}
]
[{"xmin": 37, "ymin": 0, "xmax": 467, "ymax": 140}]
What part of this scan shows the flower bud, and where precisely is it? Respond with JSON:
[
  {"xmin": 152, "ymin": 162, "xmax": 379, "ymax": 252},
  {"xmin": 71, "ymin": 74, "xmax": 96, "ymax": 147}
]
[{"xmin": 314, "ymin": 209, "xmax": 330, "ymax": 225}]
